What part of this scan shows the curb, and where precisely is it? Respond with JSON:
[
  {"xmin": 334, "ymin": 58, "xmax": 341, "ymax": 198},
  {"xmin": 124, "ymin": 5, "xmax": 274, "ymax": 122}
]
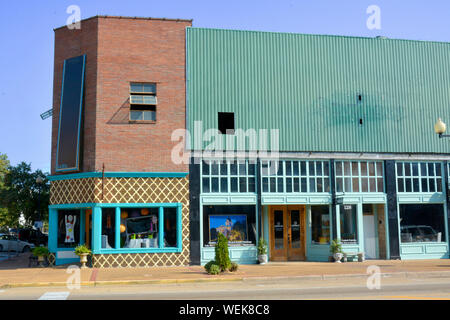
[
  {"xmin": 0, "ymin": 277, "xmax": 244, "ymax": 289},
  {"xmin": 2, "ymin": 270, "xmax": 450, "ymax": 289}
]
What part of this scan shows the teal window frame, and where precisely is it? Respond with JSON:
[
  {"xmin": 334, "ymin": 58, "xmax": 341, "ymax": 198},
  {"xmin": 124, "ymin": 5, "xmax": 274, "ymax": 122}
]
[
  {"xmin": 261, "ymin": 160, "xmax": 330, "ymax": 194},
  {"xmin": 335, "ymin": 161, "xmax": 384, "ymax": 193},
  {"xmin": 201, "ymin": 159, "xmax": 257, "ymax": 194},
  {"xmin": 96, "ymin": 203, "xmax": 182, "ymax": 254},
  {"xmin": 396, "ymin": 161, "xmax": 443, "ymax": 193}
]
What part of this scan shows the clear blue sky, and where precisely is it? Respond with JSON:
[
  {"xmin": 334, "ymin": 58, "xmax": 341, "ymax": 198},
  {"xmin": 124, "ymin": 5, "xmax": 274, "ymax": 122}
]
[{"xmin": 1, "ymin": 0, "xmax": 450, "ymax": 173}]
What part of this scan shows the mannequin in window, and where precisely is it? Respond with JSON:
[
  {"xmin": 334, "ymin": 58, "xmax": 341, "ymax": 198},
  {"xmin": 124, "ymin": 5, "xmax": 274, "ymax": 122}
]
[{"xmin": 65, "ymin": 215, "xmax": 76, "ymax": 243}]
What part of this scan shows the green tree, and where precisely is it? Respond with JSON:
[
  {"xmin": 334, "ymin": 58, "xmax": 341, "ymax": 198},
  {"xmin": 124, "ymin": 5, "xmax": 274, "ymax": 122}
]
[
  {"xmin": 0, "ymin": 153, "xmax": 11, "ymax": 230},
  {"xmin": 0, "ymin": 160, "xmax": 49, "ymax": 228}
]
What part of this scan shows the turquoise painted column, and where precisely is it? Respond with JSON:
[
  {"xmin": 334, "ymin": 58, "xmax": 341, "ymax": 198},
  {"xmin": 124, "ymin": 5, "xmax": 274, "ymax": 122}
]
[
  {"xmin": 357, "ymin": 203, "xmax": 364, "ymax": 254},
  {"xmin": 48, "ymin": 208, "xmax": 58, "ymax": 252},
  {"xmin": 177, "ymin": 203, "xmax": 182, "ymax": 250},
  {"xmin": 158, "ymin": 206, "xmax": 164, "ymax": 248},
  {"xmin": 92, "ymin": 206, "xmax": 102, "ymax": 253},
  {"xmin": 115, "ymin": 207, "xmax": 121, "ymax": 249},
  {"xmin": 80, "ymin": 209, "xmax": 85, "ymax": 245},
  {"xmin": 336, "ymin": 205, "xmax": 341, "ymax": 240}
]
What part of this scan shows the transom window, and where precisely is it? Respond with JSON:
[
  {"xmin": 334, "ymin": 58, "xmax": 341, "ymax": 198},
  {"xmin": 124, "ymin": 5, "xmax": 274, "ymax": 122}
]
[
  {"xmin": 396, "ymin": 162, "xmax": 443, "ymax": 193},
  {"xmin": 129, "ymin": 82, "xmax": 157, "ymax": 122},
  {"xmin": 261, "ymin": 160, "xmax": 330, "ymax": 193},
  {"xmin": 201, "ymin": 160, "xmax": 256, "ymax": 194},
  {"xmin": 335, "ymin": 161, "xmax": 384, "ymax": 193}
]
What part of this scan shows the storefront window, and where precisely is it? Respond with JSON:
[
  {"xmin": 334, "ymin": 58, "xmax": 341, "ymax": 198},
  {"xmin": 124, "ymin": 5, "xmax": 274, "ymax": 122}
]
[
  {"xmin": 120, "ymin": 208, "xmax": 159, "ymax": 249},
  {"xmin": 57, "ymin": 209, "xmax": 80, "ymax": 248},
  {"xmin": 164, "ymin": 207, "xmax": 177, "ymax": 247},
  {"xmin": 203, "ymin": 205, "xmax": 256, "ymax": 246},
  {"xmin": 202, "ymin": 160, "xmax": 256, "ymax": 193},
  {"xmin": 396, "ymin": 162, "xmax": 443, "ymax": 193},
  {"xmin": 335, "ymin": 161, "xmax": 384, "ymax": 193},
  {"xmin": 340, "ymin": 204, "xmax": 358, "ymax": 244},
  {"xmin": 311, "ymin": 206, "xmax": 330, "ymax": 244},
  {"xmin": 400, "ymin": 204, "xmax": 446, "ymax": 243},
  {"xmin": 101, "ymin": 208, "xmax": 115, "ymax": 249},
  {"xmin": 261, "ymin": 160, "xmax": 330, "ymax": 193}
]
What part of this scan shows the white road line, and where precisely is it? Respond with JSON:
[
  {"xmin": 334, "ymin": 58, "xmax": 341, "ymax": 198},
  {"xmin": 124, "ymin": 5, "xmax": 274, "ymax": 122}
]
[{"xmin": 38, "ymin": 291, "xmax": 70, "ymax": 300}]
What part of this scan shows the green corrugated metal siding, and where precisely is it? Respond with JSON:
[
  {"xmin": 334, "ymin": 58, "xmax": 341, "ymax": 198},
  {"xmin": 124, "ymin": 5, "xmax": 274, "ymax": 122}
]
[{"xmin": 186, "ymin": 27, "xmax": 450, "ymax": 154}]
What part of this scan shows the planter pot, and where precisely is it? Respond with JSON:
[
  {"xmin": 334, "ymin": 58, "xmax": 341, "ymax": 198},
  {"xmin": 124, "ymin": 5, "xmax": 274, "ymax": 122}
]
[
  {"xmin": 258, "ymin": 254, "xmax": 268, "ymax": 265},
  {"xmin": 79, "ymin": 253, "xmax": 89, "ymax": 268},
  {"xmin": 37, "ymin": 255, "xmax": 45, "ymax": 267},
  {"xmin": 333, "ymin": 253, "xmax": 343, "ymax": 263}
]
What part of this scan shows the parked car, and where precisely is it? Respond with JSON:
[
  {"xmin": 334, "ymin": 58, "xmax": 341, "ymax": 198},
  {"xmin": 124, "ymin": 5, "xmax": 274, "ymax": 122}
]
[
  {"xmin": 18, "ymin": 228, "xmax": 48, "ymax": 246},
  {"xmin": 400, "ymin": 225, "xmax": 441, "ymax": 242},
  {"xmin": 0, "ymin": 234, "xmax": 35, "ymax": 252}
]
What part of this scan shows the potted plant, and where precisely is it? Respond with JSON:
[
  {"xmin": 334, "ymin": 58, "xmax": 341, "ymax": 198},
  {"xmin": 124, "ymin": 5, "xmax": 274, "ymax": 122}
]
[
  {"xmin": 74, "ymin": 245, "xmax": 91, "ymax": 268},
  {"xmin": 32, "ymin": 246, "xmax": 49, "ymax": 267},
  {"xmin": 257, "ymin": 238, "xmax": 268, "ymax": 265},
  {"xmin": 330, "ymin": 239, "xmax": 343, "ymax": 263}
]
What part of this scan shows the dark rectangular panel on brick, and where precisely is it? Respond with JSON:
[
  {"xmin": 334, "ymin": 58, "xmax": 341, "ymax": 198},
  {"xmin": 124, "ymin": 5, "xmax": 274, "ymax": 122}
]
[{"xmin": 55, "ymin": 55, "xmax": 86, "ymax": 172}]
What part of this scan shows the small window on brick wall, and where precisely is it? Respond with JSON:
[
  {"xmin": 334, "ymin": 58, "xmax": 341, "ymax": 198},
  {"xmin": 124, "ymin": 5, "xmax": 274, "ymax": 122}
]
[{"xmin": 130, "ymin": 83, "xmax": 157, "ymax": 122}]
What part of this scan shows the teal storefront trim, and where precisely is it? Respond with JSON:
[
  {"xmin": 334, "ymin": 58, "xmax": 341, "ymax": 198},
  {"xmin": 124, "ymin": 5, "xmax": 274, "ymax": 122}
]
[
  {"xmin": 201, "ymin": 194, "xmax": 257, "ymax": 205},
  {"xmin": 48, "ymin": 205, "xmax": 92, "ymax": 265},
  {"xmin": 201, "ymin": 246, "xmax": 258, "ymax": 264},
  {"xmin": 336, "ymin": 203, "xmax": 365, "ymax": 257},
  {"xmin": 199, "ymin": 199, "xmax": 259, "ymax": 265},
  {"xmin": 261, "ymin": 193, "xmax": 331, "ymax": 205},
  {"xmin": 306, "ymin": 205, "xmax": 333, "ymax": 262},
  {"xmin": 396, "ymin": 197, "xmax": 449, "ymax": 260},
  {"xmin": 395, "ymin": 161, "xmax": 449, "ymax": 260},
  {"xmin": 94, "ymin": 203, "xmax": 183, "ymax": 255},
  {"xmin": 49, "ymin": 202, "xmax": 183, "ymax": 265},
  {"xmin": 47, "ymin": 172, "xmax": 189, "ymax": 181}
]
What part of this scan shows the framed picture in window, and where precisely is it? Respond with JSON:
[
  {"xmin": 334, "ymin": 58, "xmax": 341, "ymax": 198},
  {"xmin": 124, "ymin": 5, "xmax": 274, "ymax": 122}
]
[{"xmin": 209, "ymin": 215, "xmax": 248, "ymax": 243}]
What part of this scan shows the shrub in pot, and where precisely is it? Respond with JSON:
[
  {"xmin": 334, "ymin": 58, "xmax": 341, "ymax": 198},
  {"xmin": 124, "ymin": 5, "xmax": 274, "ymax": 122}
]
[
  {"xmin": 32, "ymin": 246, "xmax": 49, "ymax": 267},
  {"xmin": 257, "ymin": 238, "xmax": 268, "ymax": 264},
  {"xmin": 330, "ymin": 239, "xmax": 343, "ymax": 263},
  {"xmin": 74, "ymin": 245, "xmax": 91, "ymax": 268}
]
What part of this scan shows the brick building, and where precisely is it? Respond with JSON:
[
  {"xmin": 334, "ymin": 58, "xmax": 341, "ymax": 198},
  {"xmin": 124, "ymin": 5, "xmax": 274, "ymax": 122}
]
[{"xmin": 48, "ymin": 16, "xmax": 191, "ymax": 267}]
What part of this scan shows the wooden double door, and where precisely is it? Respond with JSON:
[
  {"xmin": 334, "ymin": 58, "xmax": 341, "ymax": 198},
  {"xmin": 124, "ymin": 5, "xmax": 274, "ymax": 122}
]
[{"xmin": 269, "ymin": 205, "xmax": 306, "ymax": 261}]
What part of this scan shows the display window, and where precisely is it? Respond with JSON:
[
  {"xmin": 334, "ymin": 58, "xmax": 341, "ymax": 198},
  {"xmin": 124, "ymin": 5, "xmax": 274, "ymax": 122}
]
[
  {"xmin": 399, "ymin": 204, "xmax": 446, "ymax": 243},
  {"xmin": 311, "ymin": 205, "xmax": 330, "ymax": 244},
  {"xmin": 203, "ymin": 205, "xmax": 256, "ymax": 246},
  {"xmin": 119, "ymin": 208, "xmax": 159, "ymax": 249},
  {"xmin": 97, "ymin": 204, "xmax": 181, "ymax": 252},
  {"xmin": 57, "ymin": 209, "xmax": 81, "ymax": 248},
  {"xmin": 101, "ymin": 208, "xmax": 116, "ymax": 249}
]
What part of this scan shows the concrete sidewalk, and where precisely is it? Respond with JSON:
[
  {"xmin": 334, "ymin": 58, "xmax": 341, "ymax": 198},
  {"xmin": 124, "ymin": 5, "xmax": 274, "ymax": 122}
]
[{"xmin": 2, "ymin": 253, "xmax": 450, "ymax": 288}]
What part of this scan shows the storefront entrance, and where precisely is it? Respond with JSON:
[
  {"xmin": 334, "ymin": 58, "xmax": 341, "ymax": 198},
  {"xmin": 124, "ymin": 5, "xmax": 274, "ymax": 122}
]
[{"xmin": 269, "ymin": 205, "xmax": 306, "ymax": 261}]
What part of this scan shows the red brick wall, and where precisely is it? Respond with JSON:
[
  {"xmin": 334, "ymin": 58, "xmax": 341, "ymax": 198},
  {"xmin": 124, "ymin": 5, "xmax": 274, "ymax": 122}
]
[
  {"xmin": 51, "ymin": 17, "xmax": 190, "ymax": 174},
  {"xmin": 51, "ymin": 18, "xmax": 98, "ymax": 175}
]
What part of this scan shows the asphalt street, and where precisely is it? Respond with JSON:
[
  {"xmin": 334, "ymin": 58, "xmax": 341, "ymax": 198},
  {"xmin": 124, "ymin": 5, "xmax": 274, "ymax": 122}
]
[{"xmin": 1, "ymin": 275, "xmax": 450, "ymax": 300}]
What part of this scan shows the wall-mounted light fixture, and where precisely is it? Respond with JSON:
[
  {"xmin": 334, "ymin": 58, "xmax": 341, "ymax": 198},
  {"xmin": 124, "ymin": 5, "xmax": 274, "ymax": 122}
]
[{"xmin": 434, "ymin": 118, "xmax": 450, "ymax": 138}]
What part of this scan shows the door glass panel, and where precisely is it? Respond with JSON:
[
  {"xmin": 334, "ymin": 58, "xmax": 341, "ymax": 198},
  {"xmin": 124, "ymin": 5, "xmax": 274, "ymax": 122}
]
[
  {"xmin": 340, "ymin": 204, "xmax": 358, "ymax": 244},
  {"xmin": 290, "ymin": 210, "xmax": 300, "ymax": 249},
  {"xmin": 274, "ymin": 210, "xmax": 284, "ymax": 250}
]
